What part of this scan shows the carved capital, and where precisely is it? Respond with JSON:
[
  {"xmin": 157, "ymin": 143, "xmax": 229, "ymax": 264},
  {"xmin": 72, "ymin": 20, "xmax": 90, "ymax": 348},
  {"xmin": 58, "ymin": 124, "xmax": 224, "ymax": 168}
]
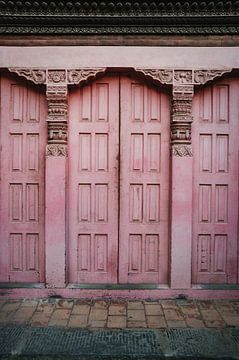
[
  {"xmin": 135, "ymin": 68, "xmax": 173, "ymax": 84},
  {"xmin": 46, "ymin": 144, "xmax": 68, "ymax": 157},
  {"xmin": 47, "ymin": 70, "xmax": 66, "ymax": 84},
  {"xmin": 67, "ymin": 68, "xmax": 106, "ymax": 85},
  {"xmin": 172, "ymin": 144, "xmax": 193, "ymax": 157},
  {"xmin": 174, "ymin": 70, "xmax": 193, "ymax": 84}
]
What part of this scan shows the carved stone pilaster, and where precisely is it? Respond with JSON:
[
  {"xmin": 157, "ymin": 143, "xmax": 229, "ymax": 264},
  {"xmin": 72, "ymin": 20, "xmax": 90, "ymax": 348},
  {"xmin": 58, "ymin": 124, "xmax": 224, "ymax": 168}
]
[
  {"xmin": 46, "ymin": 80, "xmax": 68, "ymax": 156},
  {"xmin": 171, "ymin": 82, "xmax": 194, "ymax": 157}
]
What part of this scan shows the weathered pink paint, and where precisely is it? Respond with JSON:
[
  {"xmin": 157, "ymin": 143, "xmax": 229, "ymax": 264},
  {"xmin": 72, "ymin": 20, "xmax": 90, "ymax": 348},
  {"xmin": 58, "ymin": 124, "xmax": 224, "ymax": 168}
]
[
  {"xmin": 119, "ymin": 75, "xmax": 170, "ymax": 284},
  {"xmin": 0, "ymin": 75, "xmax": 46, "ymax": 282},
  {"xmin": 45, "ymin": 157, "xmax": 66, "ymax": 288},
  {"xmin": 68, "ymin": 75, "xmax": 119, "ymax": 283},
  {"xmin": 68, "ymin": 74, "xmax": 170, "ymax": 284},
  {"xmin": 170, "ymin": 156, "xmax": 193, "ymax": 289},
  {"xmin": 192, "ymin": 78, "xmax": 239, "ymax": 284}
]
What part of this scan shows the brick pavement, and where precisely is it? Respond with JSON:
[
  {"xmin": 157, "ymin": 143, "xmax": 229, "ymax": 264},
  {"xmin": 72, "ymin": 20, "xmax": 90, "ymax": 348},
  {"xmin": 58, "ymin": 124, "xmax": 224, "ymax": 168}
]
[{"xmin": 0, "ymin": 298, "xmax": 238, "ymax": 329}]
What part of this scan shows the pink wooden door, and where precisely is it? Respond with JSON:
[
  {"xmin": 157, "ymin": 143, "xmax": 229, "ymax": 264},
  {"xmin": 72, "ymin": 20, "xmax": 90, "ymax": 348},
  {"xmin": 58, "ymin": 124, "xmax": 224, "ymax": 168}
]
[
  {"xmin": 192, "ymin": 78, "xmax": 239, "ymax": 284},
  {"xmin": 0, "ymin": 76, "xmax": 47, "ymax": 282},
  {"xmin": 68, "ymin": 74, "xmax": 170, "ymax": 284},
  {"xmin": 119, "ymin": 76, "xmax": 170, "ymax": 283},
  {"xmin": 68, "ymin": 75, "xmax": 119, "ymax": 283}
]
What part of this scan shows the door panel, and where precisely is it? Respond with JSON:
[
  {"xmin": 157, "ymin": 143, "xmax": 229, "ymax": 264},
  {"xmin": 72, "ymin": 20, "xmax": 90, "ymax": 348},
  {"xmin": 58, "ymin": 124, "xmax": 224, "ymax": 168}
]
[
  {"xmin": 68, "ymin": 76, "xmax": 119, "ymax": 283},
  {"xmin": 192, "ymin": 79, "xmax": 239, "ymax": 284},
  {"xmin": 0, "ymin": 76, "xmax": 47, "ymax": 282},
  {"xmin": 68, "ymin": 74, "xmax": 170, "ymax": 284},
  {"xmin": 119, "ymin": 76, "xmax": 170, "ymax": 284}
]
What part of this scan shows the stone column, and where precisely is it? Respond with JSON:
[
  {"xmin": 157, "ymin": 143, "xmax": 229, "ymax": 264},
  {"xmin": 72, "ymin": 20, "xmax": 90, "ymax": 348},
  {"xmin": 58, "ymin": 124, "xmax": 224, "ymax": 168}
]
[
  {"xmin": 170, "ymin": 74, "xmax": 194, "ymax": 289},
  {"xmin": 45, "ymin": 70, "xmax": 68, "ymax": 288}
]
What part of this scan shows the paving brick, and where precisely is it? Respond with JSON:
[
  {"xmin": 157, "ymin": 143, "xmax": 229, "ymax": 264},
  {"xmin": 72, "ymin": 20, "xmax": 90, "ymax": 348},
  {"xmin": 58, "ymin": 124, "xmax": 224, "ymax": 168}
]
[
  {"xmin": 0, "ymin": 300, "xmax": 6, "ymax": 310},
  {"xmin": 11, "ymin": 306, "xmax": 36, "ymax": 324},
  {"xmin": 31, "ymin": 313, "xmax": 51, "ymax": 327},
  {"xmin": 163, "ymin": 308, "xmax": 184, "ymax": 321},
  {"xmin": 68, "ymin": 315, "xmax": 88, "ymax": 328},
  {"xmin": 1, "ymin": 302, "xmax": 21, "ymax": 313},
  {"xmin": 180, "ymin": 304, "xmax": 201, "ymax": 316},
  {"xmin": 127, "ymin": 321, "xmax": 147, "ymax": 328},
  {"xmin": 185, "ymin": 317, "xmax": 205, "ymax": 328},
  {"xmin": 200, "ymin": 309, "xmax": 223, "ymax": 322},
  {"xmin": 107, "ymin": 316, "xmax": 127, "ymax": 328},
  {"xmin": 128, "ymin": 309, "xmax": 146, "ymax": 322},
  {"xmin": 48, "ymin": 309, "xmax": 71, "ymax": 327},
  {"xmin": 146, "ymin": 316, "xmax": 167, "ymax": 328},
  {"xmin": 167, "ymin": 320, "xmax": 187, "ymax": 328},
  {"xmin": 160, "ymin": 300, "xmax": 178, "ymax": 309},
  {"xmin": 89, "ymin": 309, "xmax": 107, "ymax": 321},
  {"xmin": 108, "ymin": 304, "xmax": 126, "ymax": 315},
  {"xmin": 36, "ymin": 303, "xmax": 55, "ymax": 315},
  {"xmin": 220, "ymin": 315, "xmax": 239, "ymax": 327},
  {"xmin": 92, "ymin": 301, "xmax": 108, "ymax": 309},
  {"xmin": 198, "ymin": 301, "xmax": 215, "ymax": 310},
  {"xmin": 203, "ymin": 320, "xmax": 226, "ymax": 328},
  {"xmin": 88, "ymin": 320, "xmax": 106, "ymax": 328},
  {"xmin": 127, "ymin": 301, "xmax": 144, "ymax": 310},
  {"xmin": 55, "ymin": 299, "xmax": 74, "ymax": 309},
  {"xmin": 72, "ymin": 304, "xmax": 90, "ymax": 315},
  {"xmin": 145, "ymin": 304, "xmax": 163, "ymax": 316},
  {"xmin": 144, "ymin": 301, "xmax": 159, "ymax": 305},
  {"xmin": 21, "ymin": 300, "xmax": 39, "ymax": 307}
]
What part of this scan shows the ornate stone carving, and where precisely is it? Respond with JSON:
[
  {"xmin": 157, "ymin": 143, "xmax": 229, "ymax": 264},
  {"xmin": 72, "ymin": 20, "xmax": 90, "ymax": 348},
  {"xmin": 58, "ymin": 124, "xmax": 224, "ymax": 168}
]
[
  {"xmin": 172, "ymin": 144, "xmax": 193, "ymax": 157},
  {"xmin": 46, "ymin": 84, "xmax": 68, "ymax": 156},
  {"xmin": 194, "ymin": 69, "xmax": 232, "ymax": 84},
  {"xmin": 67, "ymin": 68, "xmax": 106, "ymax": 85},
  {"xmin": 171, "ymin": 84, "xmax": 194, "ymax": 156},
  {"xmin": 48, "ymin": 70, "xmax": 66, "ymax": 84},
  {"xmin": 46, "ymin": 144, "xmax": 68, "ymax": 157},
  {"xmin": 8, "ymin": 68, "xmax": 46, "ymax": 84},
  {"xmin": 46, "ymin": 85, "xmax": 68, "ymax": 122},
  {"xmin": 48, "ymin": 122, "xmax": 67, "ymax": 144},
  {"xmin": 174, "ymin": 70, "xmax": 193, "ymax": 84},
  {"xmin": 1, "ymin": 2, "xmax": 238, "ymax": 36},
  {"xmin": 171, "ymin": 123, "xmax": 191, "ymax": 143},
  {"xmin": 135, "ymin": 69, "xmax": 173, "ymax": 84}
]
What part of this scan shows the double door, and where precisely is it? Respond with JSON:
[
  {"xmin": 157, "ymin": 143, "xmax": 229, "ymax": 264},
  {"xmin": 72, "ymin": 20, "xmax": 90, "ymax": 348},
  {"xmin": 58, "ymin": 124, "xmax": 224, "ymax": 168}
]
[{"xmin": 68, "ymin": 74, "xmax": 170, "ymax": 284}]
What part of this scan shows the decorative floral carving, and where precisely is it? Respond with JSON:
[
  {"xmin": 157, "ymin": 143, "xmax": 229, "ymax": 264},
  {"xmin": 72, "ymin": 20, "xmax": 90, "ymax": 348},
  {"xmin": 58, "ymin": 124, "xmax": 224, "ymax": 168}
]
[
  {"xmin": 174, "ymin": 70, "xmax": 193, "ymax": 84},
  {"xmin": 8, "ymin": 68, "xmax": 46, "ymax": 84},
  {"xmin": 46, "ymin": 144, "xmax": 68, "ymax": 157},
  {"xmin": 47, "ymin": 70, "xmax": 66, "ymax": 83},
  {"xmin": 194, "ymin": 69, "xmax": 232, "ymax": 84},
  {"xmin": 172, "ymin": 144, "xmax": 193, "ymax": 157},
  {"xmin": 67, "ymin": 68, "xmax": 106, "ymax": 84},
  {"xmin": 135, "ymin": 69, "xmax": 173, "ymax": 84}
]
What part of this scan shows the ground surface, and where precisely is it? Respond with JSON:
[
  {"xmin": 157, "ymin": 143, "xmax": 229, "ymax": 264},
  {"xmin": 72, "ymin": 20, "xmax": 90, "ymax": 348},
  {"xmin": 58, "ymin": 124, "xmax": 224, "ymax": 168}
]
[{"xmin": 0, "ymin": 299, "xmax": 239, "ymax": 359}]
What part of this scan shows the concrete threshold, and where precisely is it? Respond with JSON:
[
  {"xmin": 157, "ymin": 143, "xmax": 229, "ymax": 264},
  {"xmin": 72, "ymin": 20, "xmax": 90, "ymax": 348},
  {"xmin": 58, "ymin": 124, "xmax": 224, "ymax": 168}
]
[{"xmin": 0, "ymin": 326, "xmax": 238, "ymax": 360}]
